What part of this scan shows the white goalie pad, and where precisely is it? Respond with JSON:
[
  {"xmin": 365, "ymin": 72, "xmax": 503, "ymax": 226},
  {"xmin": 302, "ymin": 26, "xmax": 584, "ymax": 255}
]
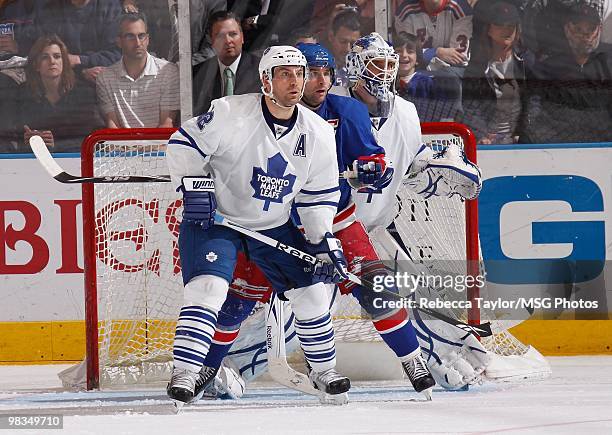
[
  {"xmin": 410, "ymin": 292, "xmax": 491, "ymax": 389},
  {"xmin": 370, "ymin": 227, "xmax": 491, "ymax": 389},
  {"xmin": 404, "ymin": 142, "xmax": 482, "ymax": 200}
]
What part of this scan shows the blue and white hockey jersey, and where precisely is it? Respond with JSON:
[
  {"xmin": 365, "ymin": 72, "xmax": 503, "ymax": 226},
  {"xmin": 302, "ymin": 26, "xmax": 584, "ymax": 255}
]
[
  {"xmin": 394, "ymin": 0, "xmax": 473, "ymax": 66},
  {"xmin": 167, "ymin": 93, "xmax": 340, "ymax": 243},
  {"xmin": 291, "ymin": 93, "xmax": 385, "ymax": 231},
  {"xmin": 331, "ymin": 87, "xmax": 424, "ymax": 231}
]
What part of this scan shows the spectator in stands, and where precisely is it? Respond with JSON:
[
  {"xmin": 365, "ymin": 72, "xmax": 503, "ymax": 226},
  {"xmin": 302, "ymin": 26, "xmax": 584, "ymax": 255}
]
[
  {"xmin": 325, "ymin": 9, "xmax": 361, "ymax": 86},
  {"xmin": 394, "ymin": 0, "xmax": 473, "ymax": 72},
  {"xmin": 311, "ymin": 1, "xmax": 375, "ymax": 40},
  {"xmin": 393, "ymin": 31, "xmax": 459, "ymax": 122},
  {"xmin": 119, "ymin": 0, "xmax": 176, "ymax": 62},
  {"xmin": 0, "ymin": 0, "xmax": 38, "ymax": 58},
  {"xmin": 36, "ymin": 0, "xmax": 122, "ymax": 84},
  {"xmin": 18, "ymin": 34, "xmax": 103, "ymax": 152},
  {"xmin": 189, "ymin": 0, "xmax": 227, "ymax": 66},
  {"xmin": 394, "ymin": 32, "xmax": 435, "ymax": 102},
  {"xmin": 461, "ymin": 1, "xmax": 533, "ymax": 144},
  {"xmin": 229, "ymin": 0, "xmax": 314, "ymax": 52},
  {"xmin": 522, "ymin": 1, "xmax": 612, "ymax": 143},
  {"xmin": 0, "ymin": 0, "xmax": 40, "ymax": 149},
  {"xmin": 283, "ymin": 26, "xmax": 317, "ymax": 46},
  {"xmin": 96, "ymin": 12, "xmax": 179, "ymax": 128},
  {"xmin": 191, "ymin": 10, "xmax": 260, "ymax": 115}
]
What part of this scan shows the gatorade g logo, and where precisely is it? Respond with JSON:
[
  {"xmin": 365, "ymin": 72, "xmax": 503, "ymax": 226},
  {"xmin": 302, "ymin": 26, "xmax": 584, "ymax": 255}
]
[{"xmin": 479, "ymin": 175, "xmax": 605, "ymax": 284}]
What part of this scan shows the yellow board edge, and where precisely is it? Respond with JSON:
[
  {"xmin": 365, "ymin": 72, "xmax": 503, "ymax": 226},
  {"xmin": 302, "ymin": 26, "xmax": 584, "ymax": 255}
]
[{"xmin": 0, "ymin": 319, "xmax": 611, "ymax": 363}]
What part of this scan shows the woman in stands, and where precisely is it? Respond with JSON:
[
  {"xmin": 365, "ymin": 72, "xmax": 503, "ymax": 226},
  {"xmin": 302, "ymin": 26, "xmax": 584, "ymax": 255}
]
[
  {"xmin": 460, "ymin": 1, "xmax": 533, "ymax": 145},
  {"xmin": 19, "ymin": 34, "xmax": 103, "ymax": 152}
]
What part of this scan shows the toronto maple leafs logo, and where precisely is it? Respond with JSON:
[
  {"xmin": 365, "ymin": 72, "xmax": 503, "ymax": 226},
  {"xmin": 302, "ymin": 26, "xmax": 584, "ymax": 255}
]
[
  {"xmin": 206, "ymin": 251, "xmax": 218, "ymax": 262},
  {"xmin": 250, "ymin": 153, "xmax": 296, "ymax": 211}
]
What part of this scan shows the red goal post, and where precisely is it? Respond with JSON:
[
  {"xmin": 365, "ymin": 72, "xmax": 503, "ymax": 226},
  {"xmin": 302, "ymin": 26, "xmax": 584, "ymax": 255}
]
[{"xmin": 77, "ymin": 124, "xmax": 538, "ymax": 391}]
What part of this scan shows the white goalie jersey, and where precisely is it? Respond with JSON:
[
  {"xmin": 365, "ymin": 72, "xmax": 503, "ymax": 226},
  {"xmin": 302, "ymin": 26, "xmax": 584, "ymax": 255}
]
[
  {"xmin": 167, "ymin": 93, "xmax": 340, "ymax": 242},
  {"xmin": 351, "ymin": 95, "xmax": 425, "ymax": 231}
]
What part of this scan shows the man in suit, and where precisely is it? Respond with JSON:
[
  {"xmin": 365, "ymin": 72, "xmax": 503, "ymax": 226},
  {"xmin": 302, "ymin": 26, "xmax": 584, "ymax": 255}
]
[{"xmin": 192, "ymin": 11, "xmax": 261, "ymax": 115}]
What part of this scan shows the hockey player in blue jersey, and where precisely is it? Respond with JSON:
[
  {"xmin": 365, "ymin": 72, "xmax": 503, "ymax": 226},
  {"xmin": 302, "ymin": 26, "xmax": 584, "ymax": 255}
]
[
  {"xmin": 196, "ymin": 36, "xmax": 485, "ymax": 400},
  {"xmin": 165, "ymin": 46, "xmax": 352, "ymax": 405},
  {"xmin": 190, "ymin": 43, "xmax": 438, "ymax": 401}
]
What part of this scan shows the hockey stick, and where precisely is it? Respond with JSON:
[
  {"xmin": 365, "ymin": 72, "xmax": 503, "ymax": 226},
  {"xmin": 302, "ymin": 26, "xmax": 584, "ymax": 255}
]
[
  {"xmin": 30, "ymin": 135, "xmax": 358, "ymax": 184},
  {"xmin": 29, "ymin": 136, "xmax": 171, "ymax": 183},
  {"xmin": 214, "ymin": 215, "xmax": 492, "ymax": 339},
  {"xmin": 265, "ymin": 293, "xmax": 320, "ymax": 395},
  {"xmin": 30, "ymin": 133, "xmax": 490, "ymax": 337}
]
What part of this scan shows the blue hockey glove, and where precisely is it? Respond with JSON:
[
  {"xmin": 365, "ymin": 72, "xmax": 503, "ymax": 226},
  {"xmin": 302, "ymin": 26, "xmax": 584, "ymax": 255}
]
[
  {"xmin": 180, "ymin": 177, "xmax": 217, "ymax": 230},
  {"xmin": 349, "ymin": 154, "xmax": 394, "ymax": 192},
  {"xmin": 305, "ymin": 232, "xmax": 349, "ymax": 284}
]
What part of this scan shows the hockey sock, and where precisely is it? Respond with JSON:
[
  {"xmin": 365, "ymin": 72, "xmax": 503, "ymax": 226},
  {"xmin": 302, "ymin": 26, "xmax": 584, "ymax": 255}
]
[
  {"xmin": 173, "ymin": 305, "xmax": 220, "ymax": 372},
  {"xmin": 373, "ymin": 308, "xmax": 420, "ymax": 358},
  {"xmin": 202, "ymin": 325, "xmax": 241, "ymax": 369},
  {"xmin": 285, "ymin": 284, "xmax": 337, "ymax": 373},
  {"xmin": 294, "ymin": 312, "xmax": 337, "ymax": 373},
  {"xmin": 173, "ymin": 275, "xmax": 229, "ymax": 372}
]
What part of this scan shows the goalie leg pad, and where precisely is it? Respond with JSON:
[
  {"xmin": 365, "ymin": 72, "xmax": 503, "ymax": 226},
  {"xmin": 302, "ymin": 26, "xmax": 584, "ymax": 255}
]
[{"xmin": 285, "ymin": 283, "xmax": 337, "ymax": 372}]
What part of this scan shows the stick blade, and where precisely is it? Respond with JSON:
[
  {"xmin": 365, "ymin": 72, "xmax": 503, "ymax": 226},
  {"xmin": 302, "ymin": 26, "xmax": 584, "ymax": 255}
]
[
  {"xmin": 29, "ymin": 135, "xmax": 63, "ymax": 178},
  {"xmin": 268, "ymin": 361, "xmax": 319, "ymax": 395}
]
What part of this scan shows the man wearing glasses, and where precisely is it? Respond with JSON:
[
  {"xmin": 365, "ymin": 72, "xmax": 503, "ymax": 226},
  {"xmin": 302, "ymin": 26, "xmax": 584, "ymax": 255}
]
[{"xmin": 96, "ymin": 12, "xmax": 179, "ymax": 128}]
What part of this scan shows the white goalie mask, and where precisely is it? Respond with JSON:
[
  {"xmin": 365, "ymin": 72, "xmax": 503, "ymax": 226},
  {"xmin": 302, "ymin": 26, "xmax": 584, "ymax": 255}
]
[
  {"xmin": 259, "ymin": 46, "xmax": 309, "ymax": 108},
  {"xmin": 346, "ymin": 33, "xmax": 399, "ymax": 117}
]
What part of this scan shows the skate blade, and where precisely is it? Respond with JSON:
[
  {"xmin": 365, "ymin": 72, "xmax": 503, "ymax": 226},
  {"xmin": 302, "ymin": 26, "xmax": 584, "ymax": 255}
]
[
  {"xmin": 318, "ymin": 392, "xmax": 349, "ymax": 405},
  {"xmin": 421, "ymin": 387, "xmax": 433, "ymax": 401},
  {"xmin": 171, "ymin": 400, "xmax": 185, "ymax": 414}
]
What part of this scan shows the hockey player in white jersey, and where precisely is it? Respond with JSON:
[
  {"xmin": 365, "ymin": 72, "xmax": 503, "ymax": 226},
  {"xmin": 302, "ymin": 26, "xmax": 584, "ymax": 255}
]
[
  {"xmin": 191, "ymin": 38, "xmax": 485, "ymax": 400},
  {"xmin": 338, "ymin": 32, "xmax": 481, "ymax": 230},
  {"xmin": 334, "ymin": 33, "xmax": 488, "ymax": 390},
  {"xmin": 165, "ymin": 46, "xmax": 351, "ymax": 405},
  {"xmin": 188, "ymin": 42, "xmax": 438, "ymax": 401}
]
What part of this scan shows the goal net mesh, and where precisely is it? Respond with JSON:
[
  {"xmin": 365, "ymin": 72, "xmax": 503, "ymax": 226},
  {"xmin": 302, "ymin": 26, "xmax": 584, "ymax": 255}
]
[{"xmin": 66, "ymin": 127, "xmax": 549, "ymax": 389}]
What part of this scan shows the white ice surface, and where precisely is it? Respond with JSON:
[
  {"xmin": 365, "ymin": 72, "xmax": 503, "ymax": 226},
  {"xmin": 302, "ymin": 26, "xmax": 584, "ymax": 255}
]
[{"xmin": 0, "ymin": 356, "xmax": 611, "ymax": 435}]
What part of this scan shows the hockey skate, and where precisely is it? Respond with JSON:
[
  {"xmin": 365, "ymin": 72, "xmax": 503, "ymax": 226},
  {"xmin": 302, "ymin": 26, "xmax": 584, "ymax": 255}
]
[
  {"xmin": 167, "ymin": 366, "xmax": 217, "ymax": 408},
  {"xmin": 402, "ymin": 353, "xmax": 436, "ymax": 400},
  {"xmin": 309, "ymin": 366, "xmax": 351, "ymax": 405}
]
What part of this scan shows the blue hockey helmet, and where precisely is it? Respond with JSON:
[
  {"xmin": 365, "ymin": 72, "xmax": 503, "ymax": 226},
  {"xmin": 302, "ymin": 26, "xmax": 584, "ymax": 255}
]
[{"xmin": 296, "ymin": 42, "xmax": 336, "ymax": 83}]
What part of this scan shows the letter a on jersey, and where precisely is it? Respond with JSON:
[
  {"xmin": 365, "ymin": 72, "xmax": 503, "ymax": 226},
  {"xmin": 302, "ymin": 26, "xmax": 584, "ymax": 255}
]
[
  {"xmin": 293, "ymin": 134, "xmax": 306, "ymax": 157},
  {"xmin": 250, "ymin": 153, "xmax": 296, "ymax": 211}
]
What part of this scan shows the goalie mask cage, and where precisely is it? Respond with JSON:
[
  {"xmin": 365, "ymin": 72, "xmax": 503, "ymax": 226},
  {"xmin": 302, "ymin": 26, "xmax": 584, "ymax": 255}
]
[{"xmin": 73, "ymin": 125, "xmax": 549, "ymax": 391}]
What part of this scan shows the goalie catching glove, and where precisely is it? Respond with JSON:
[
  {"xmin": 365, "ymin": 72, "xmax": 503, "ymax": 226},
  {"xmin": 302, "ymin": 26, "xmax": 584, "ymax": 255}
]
[
  {"xmin": 347, "ymin": 154, "xmax": 394, "ymax": 193},
  {"xmin": 180, "ymin": 177, "xmax": 217, "ymax": 229},
  {"xmin": 404, "ymin": 143, "xmax": 481, "ymax": 200},
  {"xmin": 305, "ymin": 232, "xmax": 349, "ymax": 284}
]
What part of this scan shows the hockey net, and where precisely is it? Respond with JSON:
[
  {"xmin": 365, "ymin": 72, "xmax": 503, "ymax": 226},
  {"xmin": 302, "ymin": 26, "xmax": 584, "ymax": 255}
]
[{"xmin": 63, "ymin": 125, "xmax": 549, "ymax": 390}]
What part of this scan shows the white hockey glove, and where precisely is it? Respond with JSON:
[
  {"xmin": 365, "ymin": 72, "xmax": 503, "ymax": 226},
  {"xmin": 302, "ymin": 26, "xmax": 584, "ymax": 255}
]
[{"xmin": 403, "ymin": 143, "xmax": 482, "ymax": 200}]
